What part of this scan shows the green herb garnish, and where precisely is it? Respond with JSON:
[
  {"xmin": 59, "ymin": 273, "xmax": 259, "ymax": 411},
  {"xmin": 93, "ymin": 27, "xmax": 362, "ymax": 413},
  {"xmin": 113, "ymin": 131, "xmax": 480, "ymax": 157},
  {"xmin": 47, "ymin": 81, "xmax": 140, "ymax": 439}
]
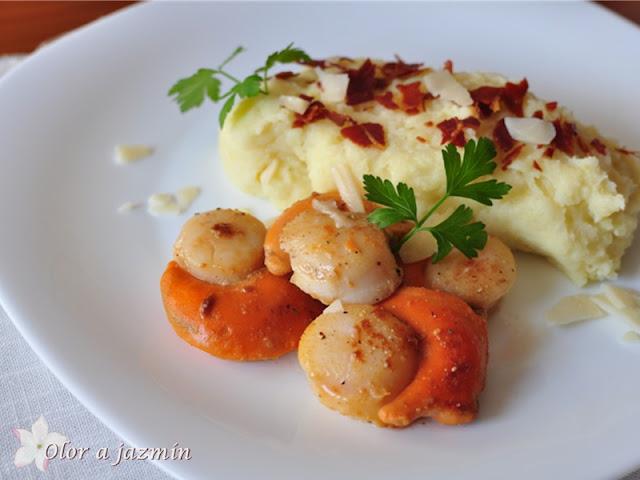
[
  {"xmin": 364, "ymin": 137, "xmax": 512, "ymax": 262},
  {"xmin": 168, "ymin": 44, "xmax": 310, "ymax": 127}
]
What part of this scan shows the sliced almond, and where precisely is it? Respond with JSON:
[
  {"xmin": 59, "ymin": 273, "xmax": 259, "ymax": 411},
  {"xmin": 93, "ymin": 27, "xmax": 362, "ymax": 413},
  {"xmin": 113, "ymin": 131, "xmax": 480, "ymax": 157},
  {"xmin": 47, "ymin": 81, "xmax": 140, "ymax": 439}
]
[
  {"xmin": 622, "ymin": 331, "xmax": 640, "ymax": 343},
  {"xmin": 504, "ymin": 117, "xmax": 556, "ymax": 145},
  {"xmin": 592, "ymin": 285, "xmax": 640, "ymax": 329},
  {"xmin": 332, "ymin": 164, "xmax": 365, "ymax": 213},
  {"xmin": 259, "ymin": 160, "xmax": 278, "ymax": 185},
  {"xmin": 279, "ymin": 95, "xmax": 309, "ymax": 115},
  {"xmin": 114, "ymin": 144, "xmax": 154, "ymax": 165},
  {"xmin": 312, "ymin": 199, "xmax": 355, "ymax": 229},
  {"xmin": 423, "ymin": 71, "xmax": 472, "ymax": 107},
  {"xmin": 547, "ymin": 295, "xmax": 606, "ymax": 325},
  {"xmin": 147, "ymin": 193, "xmax": 180, "ymax": 216},
  {"xmin": 601, "ymin": 284, "xmax": 639, "ymax": 311},
  {"xmin": 618, "ymin": 307, "xmax": 640, "ymax": 329},
  {"xmin": 176, "ymin": 186, "xmax": 201, "ymax": 212},
  {"xmin": 324, "ymin": 299, "xmax": 345, "ymax": 314},
  {"xmin": 117, "ymin": 201, "xmax": 141, "ymax": 214},
  {"xmin": 316, "ymin": 69, "xmax": 349, "ymax": 103}
]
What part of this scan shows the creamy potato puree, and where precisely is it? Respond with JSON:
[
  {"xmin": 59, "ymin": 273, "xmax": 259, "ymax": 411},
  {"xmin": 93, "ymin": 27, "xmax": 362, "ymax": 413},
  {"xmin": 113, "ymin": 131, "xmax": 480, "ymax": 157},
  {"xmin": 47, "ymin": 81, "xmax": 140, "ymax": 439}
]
[{"xmin": 219, "ymin": 60, "xmax": 640, "ymax": 285}]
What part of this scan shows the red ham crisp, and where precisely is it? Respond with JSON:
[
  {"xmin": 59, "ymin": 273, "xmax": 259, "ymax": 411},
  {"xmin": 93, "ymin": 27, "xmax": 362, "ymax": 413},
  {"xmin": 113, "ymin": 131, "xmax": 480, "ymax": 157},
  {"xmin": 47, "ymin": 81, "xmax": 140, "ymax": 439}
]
[
  {"xmin": 380, "ymin": 60, "xmax": 422, "ymax": 82},
  {"xmin": 470, "ymin": 86, "xmax": 503, "ymax": 118},
  {"xmin": 443, "ymin": 59, "xmax": 454, "ymax": 73},
  {"xmin": 293, "ymin": 101, "xmax": 328, "ymax": 128},
  {"xmin": 591, "ymin": 138, "xmax": 607, "ymax": 155},
  {"xmin": 544, "ymin": 146, "xmax": 555, "ymax": 158},
  {"xmin": 376, "ymin": 91, "xmax": 399, "ymax": 110},
  {"xmin": 493, "ymin": 118, "xmax": 515, "ymax": 151},
  {"xmin": 577, "ymin": 136, "xmax": 590, "ymax": 154},
  {"xmin": 437, "ymin": 118, "xmax": 459, "ymax": 143},
  {"xmin": 503, "ymin": 79, "xmax": 528, "ymax": 117},
  {"xmin": 552, "ymin": 120, "xmax": 577, "ymax": 155},
  {"xmin": 397, "ymin": 82, "xmax": 425, "ymax": 114},
  {"xmin": 545, "ymin": 101, "xmax": 558, "ymax": 111},
  {"xmin": 451, "ymin": 130, "xmax": 466, "ymax": 147},
  {"xmin": 436, "ymin": 118, "xmax": 467, "ymax": 147},
  {"xmin": 341, "ymin": 123, "xmax": 386, "ymax": 148},
  {"xmin": 533, "ymin": 160, "xmax": 543, "ymax": 171},
  {"xmin": 461, "ymin": 116, "xmax": 481, "ymax": 128},
  {"xmin": 275, "ymin": 71, "xmax": 296, "ymax": 79},
  {"xmin": 326, "ymin": 110, "xmax": 349, "ymax": 127},
  {"xmin": 617, "ymin": 147, "xmax": 637, "ymax": 155},
  {"xmin": 346, "ymin": 59, "xmax": 376, "ymax": 105},
  {"xmin": 292, "ymin": 101, "xmax": 348, "ymax": 128},
  {"xmin": 362, "ymin": 123, "xmax": 385, "ymax": 146},
  {"xmin": 532, "ymin": 110, "xmax": 544, "ymax": 119},
  {"xmin": 303, "ymin": 59, "xmax": 326, "ymax": 68},
  {"xmin": 502, "ymin": 144, "xmax": 524, "ymax": 170},
  {"xmin": 470, "ymin": 79, "xmax": 528, "ymax": 117}
]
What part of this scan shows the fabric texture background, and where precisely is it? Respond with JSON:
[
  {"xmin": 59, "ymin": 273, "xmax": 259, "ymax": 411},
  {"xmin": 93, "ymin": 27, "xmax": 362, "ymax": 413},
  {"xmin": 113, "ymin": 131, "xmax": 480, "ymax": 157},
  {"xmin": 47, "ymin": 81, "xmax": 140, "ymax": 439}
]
[
  {"xmin": 0, "ymin": 308, "xmax": 171, "ymax": 479},
  {"xmin": 0, "ymin": 55, "xmax": 638, "ymax": 480}
]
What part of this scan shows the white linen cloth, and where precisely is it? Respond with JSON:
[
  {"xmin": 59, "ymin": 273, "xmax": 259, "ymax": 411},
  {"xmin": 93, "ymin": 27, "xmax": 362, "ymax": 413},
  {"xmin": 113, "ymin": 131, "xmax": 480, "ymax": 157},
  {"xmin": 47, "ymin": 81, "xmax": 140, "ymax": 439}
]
[
  {"xmin": 0, "ymin": 307, "xmax": 172, "ymax": 479},
  {"xmin": 0, "ymin": 54, "xmax": 638, "ymax": 480}
]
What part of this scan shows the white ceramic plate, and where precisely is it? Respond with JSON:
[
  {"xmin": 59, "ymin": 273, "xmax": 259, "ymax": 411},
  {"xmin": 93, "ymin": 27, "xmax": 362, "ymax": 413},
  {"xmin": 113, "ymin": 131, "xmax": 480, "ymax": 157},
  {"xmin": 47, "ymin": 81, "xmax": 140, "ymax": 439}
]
[{"xmin": 1, "ymin": 2, "xmax": 639, "ymax": 479}]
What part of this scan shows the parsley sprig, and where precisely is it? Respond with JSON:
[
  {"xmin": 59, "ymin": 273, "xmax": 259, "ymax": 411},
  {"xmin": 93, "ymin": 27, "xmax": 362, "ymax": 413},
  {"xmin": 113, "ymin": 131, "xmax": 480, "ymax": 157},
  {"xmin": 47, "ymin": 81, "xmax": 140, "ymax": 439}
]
[
  {"xmin": 364, "ymin": 137, "xmax": 511, "ymax": 262},
  {"xmin": 168, "ymin": 43, "xmax": 310, "ymax": 127}
]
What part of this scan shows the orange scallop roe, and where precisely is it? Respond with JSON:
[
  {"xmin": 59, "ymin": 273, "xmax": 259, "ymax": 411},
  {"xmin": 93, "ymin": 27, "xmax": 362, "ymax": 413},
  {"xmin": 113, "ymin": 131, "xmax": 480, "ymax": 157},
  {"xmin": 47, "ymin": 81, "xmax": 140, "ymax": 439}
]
[
  {"xmin": 160, "ymin": 261, "xmax": 324, "ymax": 361},
  {"xmin": 379, "ymin": 287, "xmax": 488, "ymax": 426}
]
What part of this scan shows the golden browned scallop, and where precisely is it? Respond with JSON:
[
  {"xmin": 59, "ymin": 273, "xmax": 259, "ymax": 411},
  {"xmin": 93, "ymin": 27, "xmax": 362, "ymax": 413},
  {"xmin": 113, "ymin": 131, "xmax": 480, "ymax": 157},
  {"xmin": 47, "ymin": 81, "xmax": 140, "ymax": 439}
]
[
  {"xmin": 298, "ymin": 304, "xmax": 420, "ymax": 425},
  {"xmin": 173, "ymin": 209, "xmax": 266, "ymax": 285},
  {"xmin": 424, "ymin": 236, "xmax": 516, "ymax": 310}
]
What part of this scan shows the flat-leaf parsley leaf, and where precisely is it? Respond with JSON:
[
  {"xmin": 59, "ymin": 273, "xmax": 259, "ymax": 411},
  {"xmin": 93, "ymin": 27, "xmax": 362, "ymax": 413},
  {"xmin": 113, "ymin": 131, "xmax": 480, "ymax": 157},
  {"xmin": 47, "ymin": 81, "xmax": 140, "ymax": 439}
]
[
  {"xmin": 168, "ymin": 43, "xmax": 310, "ymax": 127},
  {"xmin": 364, "ymin": 137, "xmax": 511, "ymax": 262}
]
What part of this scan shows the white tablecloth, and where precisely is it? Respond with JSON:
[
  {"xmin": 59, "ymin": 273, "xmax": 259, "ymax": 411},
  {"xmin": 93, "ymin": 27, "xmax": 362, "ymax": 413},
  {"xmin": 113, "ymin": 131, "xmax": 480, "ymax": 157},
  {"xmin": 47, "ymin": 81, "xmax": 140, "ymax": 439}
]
[
  {"xmin": 0, "ymin": 54, "xmax": 638, "ymax": 480},
  {"xmin": 0, "ymin": 308, "xmax": 171, "ymax": 479}
]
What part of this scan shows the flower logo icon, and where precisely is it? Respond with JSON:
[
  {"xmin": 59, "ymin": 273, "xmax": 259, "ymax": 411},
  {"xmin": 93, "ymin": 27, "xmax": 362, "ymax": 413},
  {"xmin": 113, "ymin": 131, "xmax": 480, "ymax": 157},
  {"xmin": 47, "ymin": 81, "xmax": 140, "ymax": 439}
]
[{"xmin": 13, "ymin": 415, "xmax": 67, "ymax": 471}]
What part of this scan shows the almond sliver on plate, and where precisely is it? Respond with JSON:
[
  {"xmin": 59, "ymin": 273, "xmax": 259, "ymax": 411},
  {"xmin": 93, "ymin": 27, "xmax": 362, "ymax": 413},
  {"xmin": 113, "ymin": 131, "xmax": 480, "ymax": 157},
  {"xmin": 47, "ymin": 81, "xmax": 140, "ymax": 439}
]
[{"xmin": 547, "ymin": 295, "xmax": 606, "ymax": 325}]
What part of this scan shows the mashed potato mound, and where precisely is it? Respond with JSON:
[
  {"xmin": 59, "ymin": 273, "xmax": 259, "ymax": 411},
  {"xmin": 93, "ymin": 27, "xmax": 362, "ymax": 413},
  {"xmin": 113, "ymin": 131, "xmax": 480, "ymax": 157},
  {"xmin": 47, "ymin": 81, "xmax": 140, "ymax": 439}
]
[{"xmin": 219, "ymin": 59, "xmax": 640, "ymax": 285}]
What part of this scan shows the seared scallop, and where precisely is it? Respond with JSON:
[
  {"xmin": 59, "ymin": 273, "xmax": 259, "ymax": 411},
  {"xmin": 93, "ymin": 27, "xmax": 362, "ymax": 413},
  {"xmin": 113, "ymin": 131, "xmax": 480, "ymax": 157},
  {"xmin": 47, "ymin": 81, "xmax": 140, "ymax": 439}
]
[
  {"xmin": 425, "ymin": 236, "xmax": 516, "ymax": 310},
  {"xmin": 298, "ymin": 304, "xmax": 419, "ymax": 425},
  {"xmin": 173, "ymin": 209, "xmax": 266, "ymax": 285}
]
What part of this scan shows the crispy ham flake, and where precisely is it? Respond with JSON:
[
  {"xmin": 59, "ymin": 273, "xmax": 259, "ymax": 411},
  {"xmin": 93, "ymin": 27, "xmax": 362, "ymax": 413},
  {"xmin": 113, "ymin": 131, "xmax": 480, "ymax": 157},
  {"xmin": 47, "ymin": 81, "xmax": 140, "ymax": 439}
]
[
  {"xmin": 380, "ymin": 60, "xmax": 423, "ymax": 82},
  {"xmin": 502, "ymin": 79, "xmax": 529, "ymax": 117},
  {"xmin": 397, "ymin": 81, "xmax": 425, "ymax": 114},
  {"xmin": 292, "ymin": 101, "xmax": 348, "ymax": 128},
  {"xmin": 275, "ymin": 71, "xmax": 296, "ymax": 80},
  {"xmin": 469, "ymin": 79, "xmax": 528, "ymax": 118},
  {"xmin": 591, "ymin": 138, "xmax": 607, "ymax": 155},
  {"xmin": 493, "ymin": 118, "xmax": 515, "ymax": 151},
  {"xmin": 502, "ymin": 144, "xmax": 524, "ymax": 170},
  {"xmin": 341, "ymin": 122, "xmax": 386, "ymax": 148},
  {"xmin": 346, "ymin": 59, "xmax": 376, "ymax": 105},
  {"xmin": 551, "ymin": 120, "xmax": 578, "ymax": 155},
  {"xmin": 376, "ymin": 91, "xmax": 399, "ymax": 110},
  {"xmin": 545, "ymin": 101, "xmax": 558, "ymax": 111}
]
